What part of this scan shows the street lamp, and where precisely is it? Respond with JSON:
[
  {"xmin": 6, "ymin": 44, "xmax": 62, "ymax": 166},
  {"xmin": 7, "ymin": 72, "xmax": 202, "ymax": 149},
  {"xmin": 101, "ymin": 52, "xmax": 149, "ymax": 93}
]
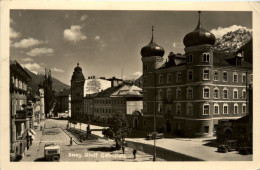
[{"xmin": 153, "ymin": 58, "xmax": 157, "ymax": 162}]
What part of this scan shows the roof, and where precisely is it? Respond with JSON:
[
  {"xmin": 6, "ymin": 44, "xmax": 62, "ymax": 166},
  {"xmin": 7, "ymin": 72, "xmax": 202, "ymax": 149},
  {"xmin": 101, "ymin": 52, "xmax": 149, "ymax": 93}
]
[
  {"xmin": 96, "ymin": 85, "xmax": 123, "ymax": 98},
  {"xmin": 10, "ymin": 60, "xmax": 32, "ymax": 81},
  {"xmin": 112, "ymin": 84, "xmax": 142, "ymax": 97}
]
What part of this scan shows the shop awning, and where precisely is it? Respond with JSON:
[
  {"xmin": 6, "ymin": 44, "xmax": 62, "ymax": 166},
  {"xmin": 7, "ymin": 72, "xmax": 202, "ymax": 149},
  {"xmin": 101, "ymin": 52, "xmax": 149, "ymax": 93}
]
[{"xmin": 30, "ymin": 129, "xmax": 36, "ymax": 135}]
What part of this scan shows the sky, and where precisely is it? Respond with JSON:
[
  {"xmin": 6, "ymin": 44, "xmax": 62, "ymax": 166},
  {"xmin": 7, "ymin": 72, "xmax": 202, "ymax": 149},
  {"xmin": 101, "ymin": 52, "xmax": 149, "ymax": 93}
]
[{"xmin": 10, "ymin": 10, "xmax": 252, "ymax": 85}]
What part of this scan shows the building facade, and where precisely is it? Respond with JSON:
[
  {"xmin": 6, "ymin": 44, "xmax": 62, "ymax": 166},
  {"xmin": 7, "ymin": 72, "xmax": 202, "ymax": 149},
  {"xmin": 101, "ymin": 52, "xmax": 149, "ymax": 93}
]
[
  {"xmin": 141, "ymin": 12, "xmax": 252, "ymax": 137},
  {"xmin": 10, "ymin": 60, "xmax": 32, "ymax": 160},
  {"xmin": 55, "ymin": 89, "xmax": 71, "ymax": 117}
]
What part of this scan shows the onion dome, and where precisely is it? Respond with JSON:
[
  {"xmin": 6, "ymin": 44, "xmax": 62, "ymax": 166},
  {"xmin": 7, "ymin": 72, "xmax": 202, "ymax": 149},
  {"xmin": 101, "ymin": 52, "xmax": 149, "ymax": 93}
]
[
  {"xmin": 71, "ymin": 63, "xmax": 85, "ymax": 80},
  {"xmin": 183, "ymin": 11, "xmax": 216, "ymax": 47},
  {"xmin": 141, "ymin": 26, "xmax": 165, "ymax": 58}
]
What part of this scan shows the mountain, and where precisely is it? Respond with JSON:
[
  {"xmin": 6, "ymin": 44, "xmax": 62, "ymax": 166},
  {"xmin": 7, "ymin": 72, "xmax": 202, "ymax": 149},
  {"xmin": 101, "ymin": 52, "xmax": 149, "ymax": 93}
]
[
  {"xmin": 213, "ymin": 28, "xmax": 252, "ymax": 53},
  {"xmin": 24, "ymin": 68, "xmax": 70, "ymax": 94}
]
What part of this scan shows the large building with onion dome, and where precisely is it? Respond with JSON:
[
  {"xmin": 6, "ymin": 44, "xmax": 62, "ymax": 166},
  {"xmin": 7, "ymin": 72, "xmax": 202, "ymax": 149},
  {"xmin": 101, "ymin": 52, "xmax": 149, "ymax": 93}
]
[{"xmin": 141, "ymin": 12, "xmax": 252, "ymax": 137}]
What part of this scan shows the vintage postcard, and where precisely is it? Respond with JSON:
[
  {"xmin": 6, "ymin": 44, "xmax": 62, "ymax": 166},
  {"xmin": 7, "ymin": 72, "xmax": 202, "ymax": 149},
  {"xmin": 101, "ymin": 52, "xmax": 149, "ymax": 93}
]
[{"xmin": 1, "ymin": 1, "xmax": 260, "ymax": 170}]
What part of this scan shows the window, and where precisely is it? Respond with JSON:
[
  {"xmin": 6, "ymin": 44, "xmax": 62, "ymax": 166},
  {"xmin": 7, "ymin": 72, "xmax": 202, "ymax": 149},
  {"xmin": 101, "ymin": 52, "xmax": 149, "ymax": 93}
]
[
  {"xmin": 242, "ymin": 89, "xmax": 246, "ymax": 99},
  {"xmin": 214, "ymin": 88, "xmax": 219, "ymax": 99},
  {"xmin": 143, "ymin": 76, "xmax": 147, "ymax": 85},
  {"xmin": 187, "ymin": 103, "xmax": 193, "ymax": 115},
  {"xmin": 204, "ymin": 126, "xmax": 209, "ymax": 133},
  {"xmin": 250, "ymin": 74, "xmax": 253, "ymax": 83},
  {"xmin": 203, "ymin": 104, "xmax": 210, "ymax": 115},
  {"xmin": 176, "ymin": 88, "xmax": 181, "ymax": 99},
  {"xmin": 187, "ymin": 54, "xmax": 193, "ymax": 63},
  {"xmin": 214, "ymin": 71, "xmax": 219, "ymax": 81},
  {"xmin": 158, "ymin": 103, "xmax": 163, "ymax": 113},
  {"xmin": 177, "ymin": 72, "xmax": 182, "ymax": 82},
  {"xmin": 176, "ymin": 103, "xmax": 181, "ymax": 114},
  {"xmin": 167, "ymin": 74, "xmax": 172, "ymax": 83},
  {"xmin": 234, "ymin": 103, "xmax": 238, "ymax": 114},
  {"xmin": 159, "ymin": 75, "xmax": 163, "ymax": 84},
  {"xmin": 144, "ymin": 64, "xmax": 148, "ymax": 71},
  {"xmin": 187, "ymin": 88, "xmax": 193, "ymax": 99},
  {"xmin": 214, "ymin": 104, "xmax": 219, "ymax": 114},
  {"xmin": 203, "ymin": 69, "xmax": 210, "ymax": 80},
  {"xmin": 223, "ymin": 72, "xmax": 228, "ymax": 82},
  {"xmin": 242, "ymin": 103, "xmax": 246, "ymax": 114},
  {"xmin": 202, "ymin": 53, "xmax": 210, "ymax": 62},
  {"xmin": 187, "ymin": 70, "xmax": 193, "ymax": 80},
  {"xmin": 233, "ymin": 73, "xmax": 238, "ymax": 82},
  {"xmin": 167, "ymin": 89, "xmax": 172, "ymax": 100},
  {"xmin": 203, "ymin": 87, "xmax": 210, "ymax": 98},
  {"xmin": 158, "ymin": 89, "xmax": 163, "ymax": 100},
  {"xmin": 223, "ymin": 103, "xmax": 228, "ymax": 114},
  {"xmin": 242, "ymin": 74, "xmax": 246, "ymax": 83},
  {"xmin": 223, "ymin": 88, "xmax": 228, "ymax": 99},
  {"xmin": 233, "ymin": 88, "xmax": 238, "ymax": 99}
]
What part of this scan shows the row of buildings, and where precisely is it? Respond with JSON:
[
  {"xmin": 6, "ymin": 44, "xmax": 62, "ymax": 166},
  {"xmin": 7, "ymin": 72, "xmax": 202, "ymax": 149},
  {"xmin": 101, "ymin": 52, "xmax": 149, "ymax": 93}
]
[
  {"xmin": 10, "ymin": 60, "xmax": 45, "ymax": 161},
  {"xmin": 70, "ymin": 66, "xmax": 143, "ymax": 129},
  {"xmin": 70, "ymin": 11, "xmax": 252, "ymax": 138}
]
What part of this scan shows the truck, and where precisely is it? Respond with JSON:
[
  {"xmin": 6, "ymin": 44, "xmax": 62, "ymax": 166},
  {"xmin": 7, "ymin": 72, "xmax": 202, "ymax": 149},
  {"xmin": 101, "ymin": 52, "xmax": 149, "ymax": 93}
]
[{"xmin": 44, "ymin": 143, "xmax": 60, "ymax": 161}]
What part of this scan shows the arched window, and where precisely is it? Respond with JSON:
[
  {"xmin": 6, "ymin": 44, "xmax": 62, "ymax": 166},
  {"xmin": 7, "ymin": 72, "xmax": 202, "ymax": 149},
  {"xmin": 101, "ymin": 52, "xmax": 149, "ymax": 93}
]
[
  {"xmin": 203, "ymin": 103, "xmax": 210, "ymax": 115},
  {"xmin": 167, "ymin": 88, "xmax": 172, "ymax": 100},
  {"xmin": 202, "ymin": 53, "xmax": 210, "ymax": 62},
  {"xmin": 187, "ymin": 69, "xmax": 193, "ymax": 81},
  {"xmin": 176, "ymin": 103, "xmax": 181, "ymax": 115},
  {"xmin": 167, "ymin": 74, "xmax": 172, "ymax": 83},
  {"xmin": 203, "ymin": 68, "xmax": 210, "ymax": 80},
  {"xmin": 223, "ymin": 103, "xmax": 229, "ymax": 114},
  {"xmin": 242, "ymin": 88, "xmax": 246, "ymax": 99},
  {"xmin": 176, "ymin": 87, "xmax": 181, "ymax": 99},
  {"xmin": 214, "ymin": 87, "xmax": 219, "ymax": 99},
  {"xmin": 242, "ymin": 103, "xmax": 246, "ymax": 114},
  {"xmin": 158, "ymin": 89, "xmax": 163, "ymax": 100},
  {"xmin": 233, "ymin": 72, "xmax": 238, "ymax": 82},
  {"xmin": 203, "ymin": 86, "xmax": 210, "ymax": 99},
  {"xmin": 234, "ymin": 103, "xmax": 238, "ymax": 114},
  {"xmin": 233, "ymin": 88, "xmax": 238, "ymax": 99},
  {"xmin": 186, "ymin": 103, "xmax": 193, "ymax": 115},
  {"xmin": 187, "ymin": 87, "xmax": 193, "ymax": 99},
  {"xmin": 214, "ymin": 103, "xmax": 219, "ymax": 114}
]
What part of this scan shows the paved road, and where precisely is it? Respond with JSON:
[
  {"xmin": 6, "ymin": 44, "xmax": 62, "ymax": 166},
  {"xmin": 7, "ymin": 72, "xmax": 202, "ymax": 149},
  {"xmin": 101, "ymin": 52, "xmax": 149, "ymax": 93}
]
[
  {"xmin": 26, "ymin": 119, "xmax": 164, "ymax": 162},
  {"xmin": 66, "ymin": 119, "xmax": 252, "ymax": 161}
]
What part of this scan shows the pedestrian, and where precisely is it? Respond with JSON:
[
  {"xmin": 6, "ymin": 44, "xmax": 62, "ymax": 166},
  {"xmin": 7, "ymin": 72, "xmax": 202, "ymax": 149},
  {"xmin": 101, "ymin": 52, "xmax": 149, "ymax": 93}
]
[
  {"xmin": 70, "ymin": 137, "xmax": 73, "ymax": 146},
  {"xmin": 133, "ymin": 149, "xmax": 137, "ymax": 159},
  {"xmin": 122, "ymin": 146, "xmax": 125, "ymax": 154},
  {"xmin": 40, "ymin": 126, "xmax": 42, "ymax": 131}
]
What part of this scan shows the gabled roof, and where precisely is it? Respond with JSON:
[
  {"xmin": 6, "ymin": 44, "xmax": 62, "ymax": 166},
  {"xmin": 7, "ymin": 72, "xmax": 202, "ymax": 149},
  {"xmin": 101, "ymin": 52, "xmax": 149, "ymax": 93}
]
[{"xmin": 10, "ymin": 60, "xmax": 32, "ymax": 81}]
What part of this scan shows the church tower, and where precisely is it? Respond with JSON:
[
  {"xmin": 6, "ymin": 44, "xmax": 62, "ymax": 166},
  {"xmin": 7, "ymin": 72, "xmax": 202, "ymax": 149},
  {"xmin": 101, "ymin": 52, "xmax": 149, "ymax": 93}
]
[
  {"xmin": 183, "ymin": 11, "xmax": 216, "ymax": 137},
  {"xmin": 141, "ymin": 26, "xmax": 165, "ymax": 131},
  {"xmin": 71, "ymin": 63, "xmax": 85, "ymax": 121}
]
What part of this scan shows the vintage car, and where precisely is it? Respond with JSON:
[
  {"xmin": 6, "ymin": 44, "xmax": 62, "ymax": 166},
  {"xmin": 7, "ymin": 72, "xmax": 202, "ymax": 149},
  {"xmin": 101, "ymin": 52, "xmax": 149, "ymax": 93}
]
[
  {"xmin": 146, "ymin": 132, "xmax": 164, "ymax": 140},
  {"xmin": 44, "ymin": 143, "xmax": 60, "ymax": 161},
  {"xmin": 217, "ymin": 145, "xmax": 231, "ymax": 153},
  {"xmin": 239, "ymin": 146, "xmax": 253, "ymax": 155}
]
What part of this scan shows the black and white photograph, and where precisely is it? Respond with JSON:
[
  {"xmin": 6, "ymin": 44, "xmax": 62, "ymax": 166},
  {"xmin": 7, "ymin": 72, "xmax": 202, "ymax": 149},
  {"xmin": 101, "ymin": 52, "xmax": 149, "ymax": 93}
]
[{"xmin": 1, "ymin": 1, "xmax": 260, "ymax": 170}]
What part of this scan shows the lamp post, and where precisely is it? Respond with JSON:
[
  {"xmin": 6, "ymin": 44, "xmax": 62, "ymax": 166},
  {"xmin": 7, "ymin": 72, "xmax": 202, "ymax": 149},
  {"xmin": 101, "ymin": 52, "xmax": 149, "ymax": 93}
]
[{"xmin": 153, "ymin": 58, "xmax": 157, "ymax": 162}]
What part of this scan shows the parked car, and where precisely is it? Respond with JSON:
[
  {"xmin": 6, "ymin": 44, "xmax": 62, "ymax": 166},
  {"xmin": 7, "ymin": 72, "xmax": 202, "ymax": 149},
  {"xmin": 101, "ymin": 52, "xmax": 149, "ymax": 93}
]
[
  {"xmin": 239, "ymin": 146, "xmax": 253, "ymax": 155},
  {"xmin": 146, "ymin": 132, "xmax": 164, "ymax": 140},
  {"xmin": 44, "ymin": 143, "xmax": 60, "ymax": 161},
  {"xmin": 224, "ymin": 140, "xmax": 238, "ymax": 151},
  {"xmin": 217, "ymin": 144, "xmax": 231, "ymax": 153}
]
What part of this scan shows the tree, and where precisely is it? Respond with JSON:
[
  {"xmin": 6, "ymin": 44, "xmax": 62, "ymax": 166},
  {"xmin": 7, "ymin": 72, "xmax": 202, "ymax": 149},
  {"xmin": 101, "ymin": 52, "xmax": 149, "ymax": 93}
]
[{"xmin": 102, "ymin": 112, "xmax": 131, "ymax": 149}]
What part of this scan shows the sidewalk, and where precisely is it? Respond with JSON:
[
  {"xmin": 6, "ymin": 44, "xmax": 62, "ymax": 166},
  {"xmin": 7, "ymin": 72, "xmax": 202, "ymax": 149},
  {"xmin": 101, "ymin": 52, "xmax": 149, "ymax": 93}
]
[{"xmin": 21, "ymin": 121, "xmax": 45, "ymax": 162}]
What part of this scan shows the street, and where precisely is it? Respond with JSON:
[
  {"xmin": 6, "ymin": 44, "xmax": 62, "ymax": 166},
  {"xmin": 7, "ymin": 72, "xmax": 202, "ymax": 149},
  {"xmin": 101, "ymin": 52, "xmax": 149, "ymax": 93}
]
[{"xmin": 22, "ymin": 119, "xmax": 165, "ymax": 162}]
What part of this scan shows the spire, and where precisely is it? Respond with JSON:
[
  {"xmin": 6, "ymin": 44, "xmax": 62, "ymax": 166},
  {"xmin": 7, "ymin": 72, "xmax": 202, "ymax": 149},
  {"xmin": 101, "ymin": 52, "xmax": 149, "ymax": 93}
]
[
  {"xmin": 150, "ymin": 26, "xmax": 154, "ymax": 43},
  {"xmin": 196, "ymin": 11, "xmax": 202, "ymax": 30}
]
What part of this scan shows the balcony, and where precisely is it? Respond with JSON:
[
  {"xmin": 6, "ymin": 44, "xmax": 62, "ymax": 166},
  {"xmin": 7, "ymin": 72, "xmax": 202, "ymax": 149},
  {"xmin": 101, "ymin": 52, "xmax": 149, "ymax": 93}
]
[{"xmin": 15, "ymin": 110, "xmax": 27, "ymax": 120}]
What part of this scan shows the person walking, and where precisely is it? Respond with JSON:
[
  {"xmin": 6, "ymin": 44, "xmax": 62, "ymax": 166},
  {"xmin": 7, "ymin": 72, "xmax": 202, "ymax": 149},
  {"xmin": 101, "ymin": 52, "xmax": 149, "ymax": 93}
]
[
  {"xmin": 133, "ymin": 149, "xmax": 137, "ymax": 159},
  {"xmin": 122, "ymin": 146, "xmax": 125, "ymax": 154}
]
